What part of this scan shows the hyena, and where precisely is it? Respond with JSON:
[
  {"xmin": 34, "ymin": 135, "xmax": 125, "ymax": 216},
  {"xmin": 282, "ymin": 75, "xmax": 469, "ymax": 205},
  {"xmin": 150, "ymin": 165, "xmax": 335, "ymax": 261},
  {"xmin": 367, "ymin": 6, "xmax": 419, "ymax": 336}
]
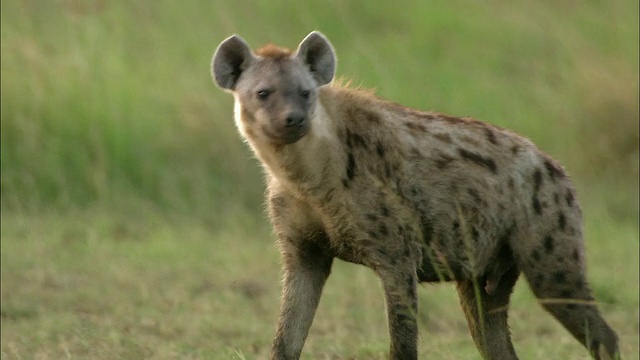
[{"xmin": 211, "ymin": 31, "xmax": 620, "ymax": 360}]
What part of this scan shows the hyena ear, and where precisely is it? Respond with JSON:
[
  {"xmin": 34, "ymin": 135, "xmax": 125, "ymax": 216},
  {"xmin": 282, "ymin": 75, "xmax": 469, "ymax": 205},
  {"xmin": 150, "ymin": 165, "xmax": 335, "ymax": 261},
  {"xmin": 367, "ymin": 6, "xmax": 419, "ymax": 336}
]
[
  {"xmin": 212, "ymin": 35, "xmax": 255, "ymax": 90},
  {"xmin": 295, "ymin": 31, "xmax": 336, "ymax": 86}
]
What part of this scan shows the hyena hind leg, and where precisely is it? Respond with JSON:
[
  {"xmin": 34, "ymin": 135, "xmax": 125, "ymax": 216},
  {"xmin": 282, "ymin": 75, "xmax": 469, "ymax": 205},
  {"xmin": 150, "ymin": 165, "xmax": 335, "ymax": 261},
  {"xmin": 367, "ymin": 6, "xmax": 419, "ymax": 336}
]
[
  {"xmin": 456, "ymin": 266, "xmax": 520, "ymax": 360},
  {"xmin": 516, "ymin": 235, "xmax": 620, "ymax": 360}
]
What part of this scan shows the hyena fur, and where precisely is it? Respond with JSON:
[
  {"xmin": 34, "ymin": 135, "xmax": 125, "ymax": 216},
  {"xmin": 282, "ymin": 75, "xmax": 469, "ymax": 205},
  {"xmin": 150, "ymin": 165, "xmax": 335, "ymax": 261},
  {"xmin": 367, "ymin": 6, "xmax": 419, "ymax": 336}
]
[{"xmin": 211, "ymin": 31, "xmax": 620, "ymax": 360}]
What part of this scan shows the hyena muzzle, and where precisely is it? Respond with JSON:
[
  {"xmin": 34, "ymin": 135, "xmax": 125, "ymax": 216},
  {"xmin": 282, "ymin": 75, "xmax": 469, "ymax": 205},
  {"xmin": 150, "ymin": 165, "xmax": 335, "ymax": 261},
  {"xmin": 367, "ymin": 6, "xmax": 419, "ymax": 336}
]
[{"xmin": 211, "ymin": 31, "xmax": 620, "ymax": 360}]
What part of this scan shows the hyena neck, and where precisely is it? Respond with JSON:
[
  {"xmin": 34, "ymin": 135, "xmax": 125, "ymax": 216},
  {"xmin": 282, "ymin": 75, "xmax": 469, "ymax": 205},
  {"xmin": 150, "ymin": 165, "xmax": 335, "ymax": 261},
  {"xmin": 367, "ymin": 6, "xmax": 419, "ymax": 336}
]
[{"xmin": 246, "ymin": 95, "xmax": 341, "ymax": 196}]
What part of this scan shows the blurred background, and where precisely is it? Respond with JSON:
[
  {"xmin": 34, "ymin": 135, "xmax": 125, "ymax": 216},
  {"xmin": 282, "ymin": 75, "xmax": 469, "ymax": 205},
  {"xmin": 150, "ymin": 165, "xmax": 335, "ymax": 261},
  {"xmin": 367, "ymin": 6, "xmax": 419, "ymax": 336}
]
[{"xmin": 1, "ymin": 1, "xmax": 638, "ymax": 359}]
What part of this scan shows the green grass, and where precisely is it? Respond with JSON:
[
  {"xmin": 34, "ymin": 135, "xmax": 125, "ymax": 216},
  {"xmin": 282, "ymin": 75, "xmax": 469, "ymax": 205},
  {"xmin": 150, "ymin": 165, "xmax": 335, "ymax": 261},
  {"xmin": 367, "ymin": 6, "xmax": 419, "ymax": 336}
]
[
  {"xmin": 1, "ymin": 206, "xmax": 638, "ymax": 359},
  {"xmin": 1, "ymin": 0, "xmax": 638, "ymax": 359}
]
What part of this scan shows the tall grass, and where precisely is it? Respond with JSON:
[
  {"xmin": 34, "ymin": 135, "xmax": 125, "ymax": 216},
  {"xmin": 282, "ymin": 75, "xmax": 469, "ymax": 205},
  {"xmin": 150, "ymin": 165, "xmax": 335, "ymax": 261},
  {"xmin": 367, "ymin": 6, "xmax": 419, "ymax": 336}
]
[{"xmin": 1, "ymin": 0, "xmax": 638, "ymax": 221}]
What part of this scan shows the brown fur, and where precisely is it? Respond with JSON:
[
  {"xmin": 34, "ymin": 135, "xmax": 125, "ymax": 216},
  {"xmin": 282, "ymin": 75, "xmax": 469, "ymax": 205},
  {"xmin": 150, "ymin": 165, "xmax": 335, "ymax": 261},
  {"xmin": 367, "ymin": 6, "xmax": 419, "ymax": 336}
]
[
  {"xmin": 212, "ymin": 32, "xmax": 620, "ymax": 360},
  {"xmin": 256, "ymin": 43, "xmax": 293, "ymax": 58}
]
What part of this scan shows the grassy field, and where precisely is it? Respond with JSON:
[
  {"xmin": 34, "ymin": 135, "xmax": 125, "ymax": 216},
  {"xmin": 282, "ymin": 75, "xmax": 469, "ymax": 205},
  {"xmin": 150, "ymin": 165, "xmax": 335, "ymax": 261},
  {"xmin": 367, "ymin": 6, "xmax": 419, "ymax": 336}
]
[{"xmin": 1, "ymin": 0, "xmax": 638, "ymax": 359}]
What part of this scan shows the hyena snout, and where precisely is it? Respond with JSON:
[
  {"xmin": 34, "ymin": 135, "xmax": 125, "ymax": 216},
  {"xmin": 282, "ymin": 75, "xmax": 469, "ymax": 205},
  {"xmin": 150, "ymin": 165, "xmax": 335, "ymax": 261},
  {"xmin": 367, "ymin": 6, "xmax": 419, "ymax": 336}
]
[
  {"xmin": 269, "ymin": 111, "xmax": 309, "ymax": 144},
  {"xmin": 285, "ymin": 112, "xmax": 307, "ymax": 128}
]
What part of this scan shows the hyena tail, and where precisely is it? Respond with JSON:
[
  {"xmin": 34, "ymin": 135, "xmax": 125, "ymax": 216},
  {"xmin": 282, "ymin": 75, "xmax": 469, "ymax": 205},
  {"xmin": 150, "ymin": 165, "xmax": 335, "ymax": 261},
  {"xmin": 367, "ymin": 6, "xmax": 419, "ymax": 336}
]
[{"xmin": 510, "ymin": 231, "xmax": 620, "ymax": 360}]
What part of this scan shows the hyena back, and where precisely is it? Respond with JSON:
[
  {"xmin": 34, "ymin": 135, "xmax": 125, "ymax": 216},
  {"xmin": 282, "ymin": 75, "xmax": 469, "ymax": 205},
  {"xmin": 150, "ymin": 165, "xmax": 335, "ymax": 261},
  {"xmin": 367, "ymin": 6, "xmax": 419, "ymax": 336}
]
[{"xmin": 211, "ymin": 31, "xmax": 620, "ymax": 360}]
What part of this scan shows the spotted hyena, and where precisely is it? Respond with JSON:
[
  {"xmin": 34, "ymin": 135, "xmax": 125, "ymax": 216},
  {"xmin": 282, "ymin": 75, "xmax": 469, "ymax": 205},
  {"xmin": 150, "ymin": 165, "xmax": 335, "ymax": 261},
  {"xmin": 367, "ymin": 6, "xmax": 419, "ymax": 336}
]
[{"xmin": 211, "ymin": 31, "xmax": 620, "ymax": 360}]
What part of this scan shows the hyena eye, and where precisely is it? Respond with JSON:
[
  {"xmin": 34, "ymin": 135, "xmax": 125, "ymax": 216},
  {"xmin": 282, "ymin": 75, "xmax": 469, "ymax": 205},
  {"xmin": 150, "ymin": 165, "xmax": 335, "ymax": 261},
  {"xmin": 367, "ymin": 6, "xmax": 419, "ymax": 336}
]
[
  {"xmin": 257, "ymin": 90, "xmax": 271, "ymax": 100},
  {"xmin": 300, "ymin": 90, "xmax": 310, "ymax": 99}
]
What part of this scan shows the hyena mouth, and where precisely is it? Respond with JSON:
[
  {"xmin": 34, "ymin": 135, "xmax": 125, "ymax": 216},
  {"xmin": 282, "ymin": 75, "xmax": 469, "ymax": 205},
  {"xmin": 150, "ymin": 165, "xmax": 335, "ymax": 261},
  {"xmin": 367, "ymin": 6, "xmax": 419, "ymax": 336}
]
[{"xmin": 264, "ymin": 123, "xmax": 309, "ymax": 145}]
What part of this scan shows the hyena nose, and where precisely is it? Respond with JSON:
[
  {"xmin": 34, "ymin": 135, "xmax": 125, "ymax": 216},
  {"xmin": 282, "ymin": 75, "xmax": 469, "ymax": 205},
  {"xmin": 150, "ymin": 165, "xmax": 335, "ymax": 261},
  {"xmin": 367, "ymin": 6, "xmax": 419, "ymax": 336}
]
[{"xmin": 285, "ymin": 114, "xmax": 306, "ymax": 128}]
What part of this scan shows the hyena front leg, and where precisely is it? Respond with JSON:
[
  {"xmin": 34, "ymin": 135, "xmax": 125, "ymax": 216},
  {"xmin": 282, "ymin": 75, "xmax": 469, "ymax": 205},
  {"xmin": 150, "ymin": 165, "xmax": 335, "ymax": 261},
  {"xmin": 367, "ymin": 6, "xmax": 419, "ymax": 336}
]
[
  {"xmin": 271, "ymin": 236, "xmax": 333, "ymax": 360},
  {"xmin": 374, "ymin": 263, "xmax": 419, "ymax": 360}
]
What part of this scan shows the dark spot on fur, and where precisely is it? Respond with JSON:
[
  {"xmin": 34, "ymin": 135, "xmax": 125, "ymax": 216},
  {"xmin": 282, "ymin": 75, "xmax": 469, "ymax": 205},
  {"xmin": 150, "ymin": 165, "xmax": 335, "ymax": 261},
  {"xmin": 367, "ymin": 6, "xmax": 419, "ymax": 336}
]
[
  {"xmin": 500, "ymin": 223, "xmax": 515, "ymax": 244},
  {"xmin": 403, "ymin": 246, "xmax": 411, "ymax": 257},
  {"xmin": 270, "ymin": 195, "xmax": 287, "ymax": 210},
  {"xmin": 553, "ymin": 271, "xmax": 566, "ymax": 283},
  {"xmin": 376, "ymin": 141, "xmax": 385, "ymax": 158},
  {"xmin": 531, "ymin": 249, "xmax": 541, "ymax": 262},
  {"xmin": 532, "ymin": 196, "xmax": 542, "ymax": 215},
  {"xmin": 321, "ymin": 189, "xmax": 335, "ymax": 204},
  {"xmin": 560, "ymin": 289, "xmax": 574, "ymax": 298},
  {"xmin": 457, "ymin": 148, "xmax": 497, "ymax": 173},
  {"xmin": 434, "ymin": 153, "xmax": 455, "ymax": 169},
  {"xmin": 349, "ymin": 107, "xmax": 380, "ymax": 125},
  {"xmin": 402, "ymin": 231, "xmax": 413, "ymax": 244},
  {"xmin": 461, "ymin": 135, "xmax": 480, "ymax": 147},
  {"xmin": 508, "ymin": 177, "xmax": 515, "ymax": 189},
  {"xmin": 533, "ymin": 168, "xmax": 543, "ymax": 192},
  {"xmin": 572, "ymin": 249, "xmax": 580, "ymax": 262},
  {"xmin": 471, "ymin": 227, "xmax": 480, "ymax": 242},
  {"xmin": 511, "ymin": 145, "xmax": 520, "ymax": 154},
  {"xmin": 384, "ymin": 163, "xmax": 392, "ymax": 178},
  {"xmin": 345, "ymin": 131, "xmax": 353, "ymax": 149},
  {"xmin": 391, "ymin": 308, "xmax": 412, "ymax": 327},
  {"xmin": 406, "ymin": 274, "xmax": 416, "ymax": 294},
  {"xmin": 381, "ymin": 205, "xmax": 390, "ymax": 217},
  {"xmin": 346, "ymin": 152, "xmax": 356, "ymax": 180},
  {"xmin": 378, "ymin": 223, "xmax": 389, "ymax": 237},
  {"xmin": 544, "ymin": 159, "xmax": 565, "ymax": 181},
  {"xmin": 353, "ymin": 134, "xmax": 367, "ymax": 149},
  {"xmin": 558, "ymin": 211, "xmax": 566, "ymax": 230},
  {"xmin": 342, "ymin": 178, "xmax": 349, "ymax": 187},
  {"xmin": 484, "ymin": 127, "xmax": 498, "ymax": 145},
  {"xmin": 467, "ymin": 188, "xmax": 482, "ymax": 204},
  {"xmin": 420, "ymin": 216, "xmax": 434, "ymax": 245},
  {"xmin": 566, "ymin": 190, "xmax": 575, "ymax": 207},
  {"xmin": 405, "ymin": 121, "xmax": 427, "ymax": 132},
  {"xmin": 533, "ymin": 273, "xmax": 545, "ymax": 288},
  {"xmin": 434, "ymin": 133, "xmax": 452, "ymax": 143},
  {"xmin": 366, "ymin": 213, "xmax": 378, "ymax": 221},
  {"xmin": 360, "ymin": 240, "xmax": 374, "ymax": 248},
  {"xmin": 452, "ymin": 220, "xmax": 460, "ymax": 231},
  {"xmin": 346, "ymin": 130, "xmax": 368, "ymax": 150},
  {"xmin": 544, "ymin": 236, "xmax": 555, "ymax": 253},
  {"xmin": 365, "ymin": 110, "xmax": 381, "ymax": 124}
]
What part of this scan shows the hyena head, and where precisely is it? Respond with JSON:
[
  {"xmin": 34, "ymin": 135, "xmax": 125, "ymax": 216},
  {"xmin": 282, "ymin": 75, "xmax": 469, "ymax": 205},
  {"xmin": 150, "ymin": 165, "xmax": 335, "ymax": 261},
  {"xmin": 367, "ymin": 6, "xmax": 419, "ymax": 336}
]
[{"xmin": 212, "ymin": 31, "xmax": 336, "ymax": 145}]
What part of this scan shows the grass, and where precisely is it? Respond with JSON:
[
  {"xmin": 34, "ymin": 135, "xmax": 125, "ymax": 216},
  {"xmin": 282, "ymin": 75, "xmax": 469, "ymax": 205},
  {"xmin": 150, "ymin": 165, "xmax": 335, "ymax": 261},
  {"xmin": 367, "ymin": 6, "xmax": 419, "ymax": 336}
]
[
  {"xmin": 1, "ymin": 205, "xmax": 638, "ymax": 359},
  {"xmin": 1, "ymin": 0, "xmax": 638, "ymax": 359}
]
